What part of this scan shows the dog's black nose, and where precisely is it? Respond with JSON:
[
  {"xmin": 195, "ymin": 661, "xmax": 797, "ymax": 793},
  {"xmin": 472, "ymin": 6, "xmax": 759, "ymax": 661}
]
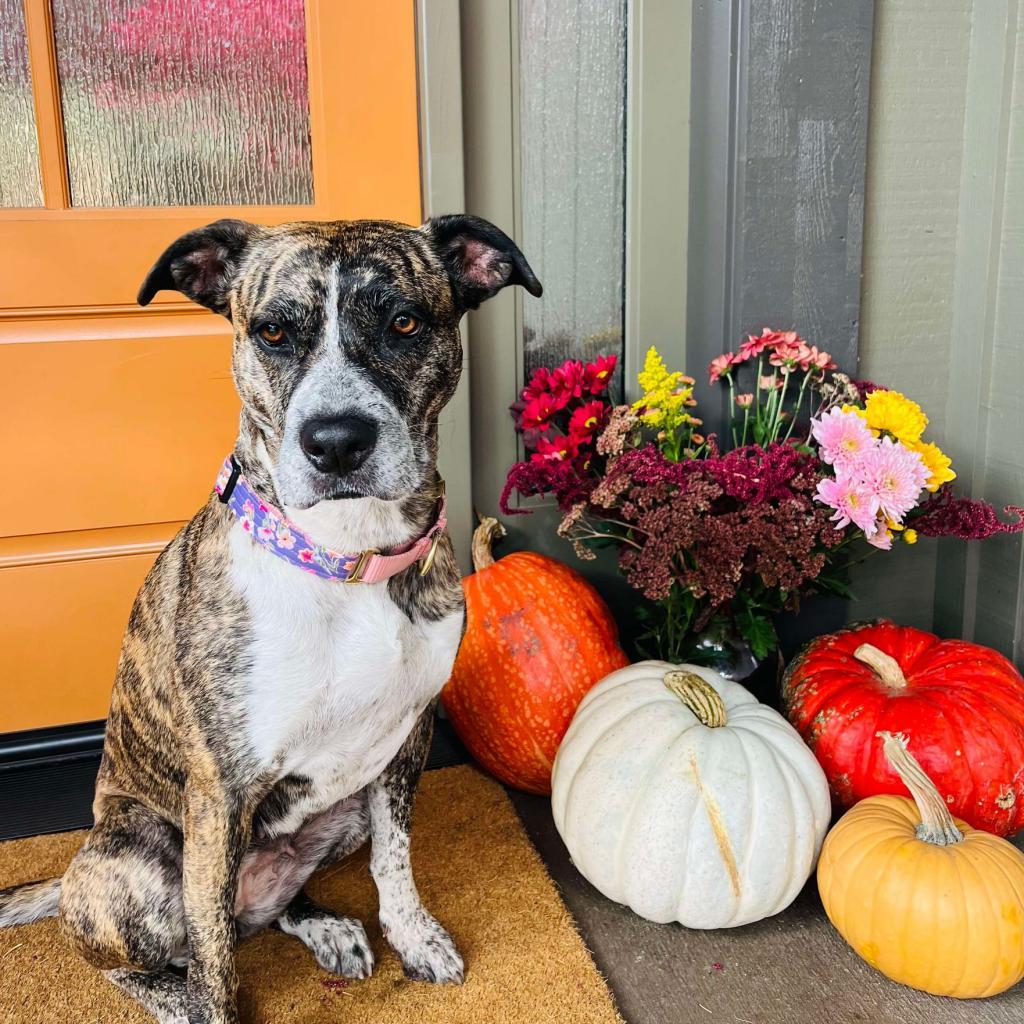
[{"xmin": 300, "ymin": 416, "xmax": 378, "ymax": 475}]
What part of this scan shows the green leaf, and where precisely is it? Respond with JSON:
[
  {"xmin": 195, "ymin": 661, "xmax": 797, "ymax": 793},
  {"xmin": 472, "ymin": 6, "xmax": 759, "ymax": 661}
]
[{"xmin": 737, "ymin": 606, "xmax": 778, "ymax": 661}]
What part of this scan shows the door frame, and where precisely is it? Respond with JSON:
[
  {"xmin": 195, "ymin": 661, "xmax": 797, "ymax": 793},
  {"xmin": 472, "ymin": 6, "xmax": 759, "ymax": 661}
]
[{"xmin": 459, "ymin": 0, "xmax": 692, "ymax": 539}]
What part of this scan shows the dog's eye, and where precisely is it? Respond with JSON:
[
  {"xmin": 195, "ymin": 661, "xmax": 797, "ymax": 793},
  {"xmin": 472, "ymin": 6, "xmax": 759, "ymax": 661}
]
[
  {"xmin": 391, "ymin": 314, "xmax": 421, "ymax": 337},
  {"xmin": 259, "ymin": 323, "xmax": 286, "ymax": 346}
]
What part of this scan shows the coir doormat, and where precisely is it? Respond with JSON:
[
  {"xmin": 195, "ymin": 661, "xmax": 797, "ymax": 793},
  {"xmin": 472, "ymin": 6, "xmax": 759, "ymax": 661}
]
[{"xmin": 0, "ymin": 765, "xmax": 621, "ymax": 1024}]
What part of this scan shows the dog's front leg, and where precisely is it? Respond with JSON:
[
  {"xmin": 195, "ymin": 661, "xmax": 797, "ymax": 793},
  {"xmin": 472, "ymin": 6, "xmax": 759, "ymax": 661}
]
[
  {"xmin": 182, "ymin": 783, "xmax": 251, "ymax": 1024},
  {"xmin": 368, "ymin": 708, "xmax": 464, "ymax": 984}
]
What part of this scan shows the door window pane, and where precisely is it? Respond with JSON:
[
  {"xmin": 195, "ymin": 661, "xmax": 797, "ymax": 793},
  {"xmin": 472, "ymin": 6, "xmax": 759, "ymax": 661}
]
[
  {"xmin": 51, "ymin": 0, "xmax": 314, "ymax": 207},
  {"xmin": 0, "ymin": 0, "xmax": 44, "ymax": 208},
  {"xmin": 518, "ymin": 0, "xmax": 627, "ymax": 394}
]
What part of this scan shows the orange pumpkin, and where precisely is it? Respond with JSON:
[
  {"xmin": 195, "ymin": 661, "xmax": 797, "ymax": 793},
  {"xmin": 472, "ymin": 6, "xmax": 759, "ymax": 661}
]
[{"xmin": 442, "ymin": 517, "xmax": 629, "ymax": 794}]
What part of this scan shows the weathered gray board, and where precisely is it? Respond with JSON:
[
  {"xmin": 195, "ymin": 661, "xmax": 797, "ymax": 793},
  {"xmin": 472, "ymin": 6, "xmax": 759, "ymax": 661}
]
[
  {"xmin": 688, "ymin": 0, "xmax": 875, "ymax": 428},
  {"xmin": 511, "ymin": 789, "xmax": 1024, "ymax": 1024}
]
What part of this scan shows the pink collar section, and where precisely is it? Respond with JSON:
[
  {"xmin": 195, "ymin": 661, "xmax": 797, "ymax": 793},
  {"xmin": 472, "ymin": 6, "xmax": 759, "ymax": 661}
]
[{"xmin": 215, "ymin": 456, "xmax": 447, "ymax": 584}]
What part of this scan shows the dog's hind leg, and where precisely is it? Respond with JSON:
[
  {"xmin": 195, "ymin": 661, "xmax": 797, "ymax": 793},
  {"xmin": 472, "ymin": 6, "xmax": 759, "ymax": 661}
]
[
  {"xmin": 106, "ymin": 968, "xmax": 187, "ymax": 1024},
  {"xmin": 59, "ymin": 796, "xmax": 188, "ymax": 1021},
  {"xmin": 368, "ymin": 707, "xmax": 464, "ymax": 984},
  {"xmin": 277, "ymin": 889, "xmax": 374, "ymax": 979}
]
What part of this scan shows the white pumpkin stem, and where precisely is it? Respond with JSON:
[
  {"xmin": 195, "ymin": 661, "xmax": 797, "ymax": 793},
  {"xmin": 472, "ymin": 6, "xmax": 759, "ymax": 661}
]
[
  {"xmin": 854, "ymin": 643, "xmax": 907, "ymax": 689},
  {"xmin": 471, "ymin": 516, "xmax": 506, "ymax": 570},
  {"xmin": 664, "ymin": 671, "xmax": 728, "ymax": 728},
  {"xmin": 878, "ymin": 731, "xmax": 964, "ymax": 846}
]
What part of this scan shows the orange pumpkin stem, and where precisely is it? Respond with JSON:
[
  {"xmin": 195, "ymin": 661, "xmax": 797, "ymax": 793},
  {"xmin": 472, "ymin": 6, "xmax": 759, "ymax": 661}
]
[
  {"xmin": 878, "ymin": 731, "xmax": 964, "ymax": 846},
  {"xmin": 471, "ymin": 516, "xmax": 506, "ymax": 571},
  {"xmin": 663, "ymin": 671, "xmax": 728, "ymax": 728},
  {"xmin": 855, "ymin": 643, "xmax": 908, "ymax": 689}
]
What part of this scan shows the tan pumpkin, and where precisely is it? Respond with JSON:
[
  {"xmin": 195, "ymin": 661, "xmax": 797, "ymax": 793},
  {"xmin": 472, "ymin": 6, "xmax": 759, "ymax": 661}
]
[{"xmin": 818, "ymin": 731, "xmax": 1024, "ymax": 998}]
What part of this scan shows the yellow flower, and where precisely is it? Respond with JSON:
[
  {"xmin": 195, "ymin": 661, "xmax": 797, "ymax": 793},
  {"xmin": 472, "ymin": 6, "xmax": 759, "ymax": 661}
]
[
  {"xmin": 911, "ymin": 440, "xmax": 956, "ymax": 492},
  {"xmin": 864, "ymin": 389, "xmax": 928, "ymax": 444},
  {"xmin": 633, "ymin": 346, "xmax": 695, "ymax": 433},
  {"xmin": 903, "ymin": 528, "xmax": 918, "ymax": 545}
]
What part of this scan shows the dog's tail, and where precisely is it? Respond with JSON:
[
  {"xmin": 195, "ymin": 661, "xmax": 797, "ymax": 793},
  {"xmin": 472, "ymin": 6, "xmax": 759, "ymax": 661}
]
[{"xmin": 0, "ymin": 878, "xmax": 61, "ymax": 928}]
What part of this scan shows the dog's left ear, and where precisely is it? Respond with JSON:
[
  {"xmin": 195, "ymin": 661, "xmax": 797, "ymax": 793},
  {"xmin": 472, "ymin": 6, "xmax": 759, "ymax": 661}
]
[
  {"xmin": 424, "ymin": 214, "xmax": 542, "ymax": 310},
  {"xmin": 137, "ymin": 218, "xmax": 262, "ymax": 317}
]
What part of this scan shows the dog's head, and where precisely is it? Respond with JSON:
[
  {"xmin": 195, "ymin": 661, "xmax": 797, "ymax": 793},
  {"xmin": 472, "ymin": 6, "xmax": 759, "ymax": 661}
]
[{"xmin": 139, "ymin": 216, "xmax": 540, "ymax": 508}]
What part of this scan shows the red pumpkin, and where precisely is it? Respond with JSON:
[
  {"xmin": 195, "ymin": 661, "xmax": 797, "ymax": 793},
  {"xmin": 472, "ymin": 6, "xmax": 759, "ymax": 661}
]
[
  {"xmin": 442, "ymin": 517, "xmax": 629, "ymax": 794},
  {"xmin": 783, "ymin": 620, "xmax": 1024, "ymax": 836}
]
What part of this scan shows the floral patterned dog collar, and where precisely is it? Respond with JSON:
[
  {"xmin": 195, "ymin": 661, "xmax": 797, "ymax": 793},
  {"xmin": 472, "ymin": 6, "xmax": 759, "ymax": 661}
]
[{"xmin": 215, "ymin": 455, "xmax": 447, "ymax": 583}]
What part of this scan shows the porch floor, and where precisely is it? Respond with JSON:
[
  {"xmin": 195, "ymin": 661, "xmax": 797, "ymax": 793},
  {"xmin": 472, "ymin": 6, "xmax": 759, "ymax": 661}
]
[{"xmin": 508, "ymin": 790, "xmax": 1024, "ymax": 1024}]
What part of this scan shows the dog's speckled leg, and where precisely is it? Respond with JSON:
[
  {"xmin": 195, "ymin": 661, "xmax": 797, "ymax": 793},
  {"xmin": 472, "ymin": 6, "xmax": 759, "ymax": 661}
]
[
  {"xmin": 368, "ymin": 707, "xmax": 464, "ymax": 984},
  {"xmin": 106, "ymin": 968, "xmax": 187, "ymax": 1024},
  {"xmin": 277, "ymin": 890, "xmax": 374, "ymax": 978}
]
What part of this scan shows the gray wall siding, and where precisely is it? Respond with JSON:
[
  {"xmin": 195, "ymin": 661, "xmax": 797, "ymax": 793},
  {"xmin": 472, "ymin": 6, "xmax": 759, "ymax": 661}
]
[
  {"xmin": 859, "ymin": 0, "xmax": 1024, "ymax": 662},
  {"xmin": 853, "ymin": 0, "xmax": 973, "ymax": 630}
]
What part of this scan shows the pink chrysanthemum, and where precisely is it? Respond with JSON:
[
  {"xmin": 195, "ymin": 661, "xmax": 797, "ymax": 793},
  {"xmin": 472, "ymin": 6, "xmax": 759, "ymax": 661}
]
[
  {"xmin": 811, "ymin": 408, "xmax": 877, "ymax": 469},
  {"xmin": 859, "ymin": 437, "xmax": 929, "ymax": 522},
  {"xmin": 816, "ymin": 476, "xmax": 880, "ymax": 535},
  {"xmin": 865, "ymin": 521, "xmax": 894, "ymax": 550}
]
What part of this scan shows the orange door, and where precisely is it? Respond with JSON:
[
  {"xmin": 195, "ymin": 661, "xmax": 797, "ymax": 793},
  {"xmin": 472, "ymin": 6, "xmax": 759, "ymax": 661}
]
[{"xmin": 0, "ymin": 0, "xmax": 421, "ymax": 732}]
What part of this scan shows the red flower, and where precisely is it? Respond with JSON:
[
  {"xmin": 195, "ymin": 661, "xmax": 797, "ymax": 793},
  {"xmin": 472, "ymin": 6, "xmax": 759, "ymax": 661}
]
[
  {"xmin": 583, "ymin": 354, "xmax": 618, "ymax": 394},
  {"xmin": 568, "ymin": 400, "xmax": 609, "ymax": 440},
  {"xmin": 520, "ymin": 393, "xmax": 559, "ymax": 430},
  {"xmin": 548, "ymin": 360, "xmax": 586, "ymax": 408},
  {"xmin": 532, "ymin": 434, "xmax": 581, "ymax": 463},
  {"xmin": 521, "ymin": 366, "xmax": 553, "ymax": 402},
  {"xmin": 298, "ymin": 548, "xmax": 315, "ymax": 563}
]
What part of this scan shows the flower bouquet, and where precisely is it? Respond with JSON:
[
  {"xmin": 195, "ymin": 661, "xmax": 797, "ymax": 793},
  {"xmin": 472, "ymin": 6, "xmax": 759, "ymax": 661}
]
[{"xmin": 500, "ymin": 332, "xmax": 1024, "ymax": 670}]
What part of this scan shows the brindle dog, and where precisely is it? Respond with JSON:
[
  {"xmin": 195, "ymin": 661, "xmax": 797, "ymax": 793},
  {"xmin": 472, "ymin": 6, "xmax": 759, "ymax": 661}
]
[{"xmin": 0, "ymin": 216, "xmax": 541, "ymax": 1024}]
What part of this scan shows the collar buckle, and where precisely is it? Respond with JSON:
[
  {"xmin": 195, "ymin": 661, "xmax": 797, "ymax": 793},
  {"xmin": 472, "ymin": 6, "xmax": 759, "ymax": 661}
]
[{"xmin": 343, "ymin": 548, "xmax": 378, "ymax": 585}]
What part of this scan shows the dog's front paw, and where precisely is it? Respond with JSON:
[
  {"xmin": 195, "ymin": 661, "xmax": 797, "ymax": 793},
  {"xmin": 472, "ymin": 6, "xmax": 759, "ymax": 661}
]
[
  {"xmin": 283, "ymin": 913, "xmax": 375, "ymax": 979},
  {"xmin": 381, "ymin": 908, "xmax": 464, "ymax": 984}
]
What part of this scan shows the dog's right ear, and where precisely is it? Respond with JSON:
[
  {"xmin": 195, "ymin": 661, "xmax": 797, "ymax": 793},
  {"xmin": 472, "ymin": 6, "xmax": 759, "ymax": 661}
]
[{"xmin": 137, "ymin": 219, "xmax": 261, "ymax": 317}]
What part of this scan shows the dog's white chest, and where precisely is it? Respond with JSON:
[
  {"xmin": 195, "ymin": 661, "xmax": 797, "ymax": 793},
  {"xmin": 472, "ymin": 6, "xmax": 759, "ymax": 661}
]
[{"xmin": 229, "ymin": 525, "xmax": 462, "ymax": 831}]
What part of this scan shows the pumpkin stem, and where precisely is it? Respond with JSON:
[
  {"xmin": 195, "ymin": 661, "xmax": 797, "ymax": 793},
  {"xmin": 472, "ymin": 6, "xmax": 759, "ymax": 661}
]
[
  {"xmin": 878, "ymin": 731, "xmax": 964, "ymax": 846},
  {"xmin": 664, "ymin": 671, "xmax": 728, "ymax": 728},
  {"xmin": 471, "ymin": 516, "xmax": 506, "ymax": 571},
  {"xmin": 854, "ymin": 643, "xmax": 908, "ymax": 689}
]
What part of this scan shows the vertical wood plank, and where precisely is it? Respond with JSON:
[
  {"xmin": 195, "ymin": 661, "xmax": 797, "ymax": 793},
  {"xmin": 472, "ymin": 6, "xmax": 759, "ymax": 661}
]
[{"xmin": 688, "ymin": 0, "xmax": 874, "ymax": 429}]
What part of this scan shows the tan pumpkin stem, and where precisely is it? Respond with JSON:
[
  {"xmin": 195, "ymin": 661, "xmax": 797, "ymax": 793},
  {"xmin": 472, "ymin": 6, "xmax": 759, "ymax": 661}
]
[
  {"xmin": 664, "ymin": 671, "xmax": 728, "ymax": 728},
  {"xmin": 855, "ymin": 643, "xmax": 908, "ymax": 689},
  {"xmin": 471, "ymin": 516, "xmax": 506, "ymax": 570},
  {"xmin": 878, "ymin": 731, "xmax": 964, "ymax": 846}
]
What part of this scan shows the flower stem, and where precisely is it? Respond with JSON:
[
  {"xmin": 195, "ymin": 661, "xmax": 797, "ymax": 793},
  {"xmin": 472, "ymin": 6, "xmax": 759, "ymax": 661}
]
[
  {"xmin": 783, "ymin": 371, "xmax": 812, "ymax": 442},
  {"xmin": 728, "ymin": 374, "xmax": 737, "ymax": 448}
]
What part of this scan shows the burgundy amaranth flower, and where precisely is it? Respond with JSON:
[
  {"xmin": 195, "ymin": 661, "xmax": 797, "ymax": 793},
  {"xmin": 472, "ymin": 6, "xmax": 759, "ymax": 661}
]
[
  {"xmin": 704, "ymin": 443, "xmax": 821, "ymax": 505},
  {"xmin": 911, "ymin": 487, "xmax": 1024, "ymax": 540},
  {"xmin": 499, "ymin": 458, "xmax": 595, "ymax": 515},
  {"xmin": 850, "ymin": 379, "xmax": 886, "ymax": 400}
]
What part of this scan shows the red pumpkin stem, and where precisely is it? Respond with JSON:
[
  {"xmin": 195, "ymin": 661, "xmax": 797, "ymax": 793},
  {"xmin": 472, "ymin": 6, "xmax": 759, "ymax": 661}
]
[
  {"xmin": 471, "ymin": 516, "xmax": 507, "ymax": 571},
  {"xmin": 855, "ymin": 643, "xmax": 908, "ymax": 689},
  {"xmin": 878, "ymin": 731, "xmax": 964, "ymax": 846}
]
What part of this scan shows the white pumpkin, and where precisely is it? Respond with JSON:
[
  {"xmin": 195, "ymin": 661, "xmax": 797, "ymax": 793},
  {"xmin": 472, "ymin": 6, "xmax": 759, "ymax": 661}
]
[{"xmin": 552, "ymin": 660, "xmax": 831, "ymax": 928}]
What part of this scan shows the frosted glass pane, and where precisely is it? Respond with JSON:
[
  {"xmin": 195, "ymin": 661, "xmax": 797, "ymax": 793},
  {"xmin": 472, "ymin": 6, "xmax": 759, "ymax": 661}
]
[
  {"xmin": 0, "ymin": 0, "xmax": 43, "ymax": 208},
  {"xmin": 51, "ymin": 0, "xmax": 313, "ymax": 207},
  {"xmin": 519, "ymin": 0, "xmax": 627, "ymax": 393}
]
